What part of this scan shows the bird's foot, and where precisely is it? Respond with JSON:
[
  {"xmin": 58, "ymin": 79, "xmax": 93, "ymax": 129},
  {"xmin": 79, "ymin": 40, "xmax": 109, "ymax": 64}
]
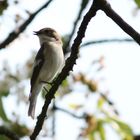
[
  {"xmin": 41, "ymin": 80, "xmax": 52, "ymax": 85},
  {"xmin": 43, "ymin": 87, "xmax": 49, "ymax": 93}
]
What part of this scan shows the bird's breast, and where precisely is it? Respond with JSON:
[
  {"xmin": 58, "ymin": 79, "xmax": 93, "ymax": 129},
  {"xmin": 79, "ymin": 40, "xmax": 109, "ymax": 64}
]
[{"xmin": 39, "ymin": 44, "xmax": 64, "ymax": 82}]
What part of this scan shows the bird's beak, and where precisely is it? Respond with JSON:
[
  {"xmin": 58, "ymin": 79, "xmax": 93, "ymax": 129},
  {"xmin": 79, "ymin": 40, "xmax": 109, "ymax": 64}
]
[{"xmin": 33, "ymin": 31, "xmax": 40, "ymax": 35}]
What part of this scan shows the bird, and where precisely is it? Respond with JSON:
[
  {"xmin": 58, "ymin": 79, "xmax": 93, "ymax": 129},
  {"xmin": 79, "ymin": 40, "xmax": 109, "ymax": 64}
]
[{"xmin": 28, "ymin": 27, "xmax": 64, "ymax": 119}]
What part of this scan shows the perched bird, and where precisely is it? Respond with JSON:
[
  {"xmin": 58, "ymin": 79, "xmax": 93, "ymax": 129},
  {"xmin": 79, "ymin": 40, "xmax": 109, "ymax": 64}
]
[{"xmin": 28, "ymin": 28, "xmax": 64, "ymax": 119}]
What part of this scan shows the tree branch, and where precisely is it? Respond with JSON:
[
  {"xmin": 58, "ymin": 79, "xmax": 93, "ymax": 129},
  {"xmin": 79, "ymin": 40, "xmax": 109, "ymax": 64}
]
[
  {"xmin": 81, "ymin": 38, "xmax": 134, "ymax": 47},
  {"xmin": 30, "ymin": 0, "xmax": 140, "ymax": 139},
  {"xmin": 0, "ymin": 0, "xmax": 53, "ymax": 49},
  {"xmin": 53, "ymin": 105, "xmax": 85, "ymax": 119},
  {"xmin": 30, "ymin": 0, "xmax": 99, "ymax": 139},
  {"xmin": 134, "ymin": 135, "xmax": 140, "ymax": 140},
  {"xmin": 96, "ymin": 0, "xmax": 140, "ymax": 45},
  {"xmin": 63, "ymin": 0, "xmax": 90, "ymax": 54},
  {"xmin": 0, "ymin": 126, "xmax": 19, "ymax": 140}
]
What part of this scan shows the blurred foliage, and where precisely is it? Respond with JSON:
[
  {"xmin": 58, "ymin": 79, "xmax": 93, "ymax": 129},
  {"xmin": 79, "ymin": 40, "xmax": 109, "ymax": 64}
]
[
  {"xmin": 10, "ymin": 122, "xmax": 30, "ymax": 137},
  {"xmin": 71, "ymin": 70, "xmax": 134, "ymax": 140},
  {"xmin": 134, "ymin": 0, "xmax": 140, "ymax": 8},
  {"xmin": 133, "ymin": 0, "xmax": 140, "ymax": 16},
  {"xmin": 0, "ymin": 97, "xmax": 9, "ymax": 122},
  {"xmin": 0, "ymin": 0, "xmax": 8, "ymax": 15},
  {"xmin": 78, "ymin": 114, "xmax": 133, "ymax": 140},
  {"xmin": 0, "ymin": 56, "xmax": 33, "ymax": 138},
  {"xmin": 0, "ymin": 135, "xmax": 10, "ymax": 140}
]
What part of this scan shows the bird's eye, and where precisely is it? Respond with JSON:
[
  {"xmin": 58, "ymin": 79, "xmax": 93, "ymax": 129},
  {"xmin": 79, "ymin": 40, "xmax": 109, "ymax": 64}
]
[
  {"xmin": 44, "ymin": 30, "xmax": 49, "ymax": 34},
  {"xmin": 43, "ymin": 29, "xmax": 56, "ymax": 39},
  {"xmin": 47, "ymin": 31, "xmax": 55, "ymax": 38},
  {"xmin": 48, "ymin": 31, "xmax": 52, "ymax": 36}
]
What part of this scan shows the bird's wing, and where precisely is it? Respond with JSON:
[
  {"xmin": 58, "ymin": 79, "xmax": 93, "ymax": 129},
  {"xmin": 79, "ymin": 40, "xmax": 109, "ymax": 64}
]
[{"xmin": 30, "ymin": 44, "xmax": 45, "ymax": 91}]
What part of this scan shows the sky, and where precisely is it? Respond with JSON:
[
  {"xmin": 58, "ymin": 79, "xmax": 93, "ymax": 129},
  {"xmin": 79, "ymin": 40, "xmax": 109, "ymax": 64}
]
[{"xmin": 0, "ymin": 0, "xmax": 140, "ymax": 139}]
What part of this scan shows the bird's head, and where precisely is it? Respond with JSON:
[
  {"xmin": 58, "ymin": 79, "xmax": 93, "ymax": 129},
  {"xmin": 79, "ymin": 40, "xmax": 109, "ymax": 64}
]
[{"xmin": 34, "ymin": 28, "xmax": 62, "ymax": 46}]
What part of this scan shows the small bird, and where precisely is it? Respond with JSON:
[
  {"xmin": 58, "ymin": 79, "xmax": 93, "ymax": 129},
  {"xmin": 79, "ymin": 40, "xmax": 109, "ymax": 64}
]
[{"xmin": 28, "ymin": 28, "xmax": 64, "ymax": 119}]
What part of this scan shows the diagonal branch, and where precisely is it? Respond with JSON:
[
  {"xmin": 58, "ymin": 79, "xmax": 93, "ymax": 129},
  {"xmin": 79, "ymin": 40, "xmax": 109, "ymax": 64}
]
[
  {"xmin": 30, "ymin": 0, "xmax": 140, "ymax": 139},
  {"xmin": 30, "ymin": 0, "xmax": 99, "ymax": 139},
  {"xmin": 0, "ymin": 0, "xmax": 53, "ymax": 49},
  {"xmin": 96, "ymin": 0, "xmax": 140, "ymax": 45},
  {"xmin": 135, "ymin": 135, "xmax": 140, "ymax": 140}
]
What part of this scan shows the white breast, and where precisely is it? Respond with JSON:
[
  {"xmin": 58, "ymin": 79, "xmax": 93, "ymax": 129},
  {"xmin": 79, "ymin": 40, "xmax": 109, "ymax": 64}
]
[{"xmin": 39, "ymin": 42, "xmax": 64, "ymax": 82}]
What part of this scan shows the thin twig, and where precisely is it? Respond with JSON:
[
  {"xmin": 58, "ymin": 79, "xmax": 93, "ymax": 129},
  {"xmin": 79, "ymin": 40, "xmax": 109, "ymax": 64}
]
[
  {"xmin": 63, "ymin": 0, "xmax": 90, "ymax": 54},
  {"xmin": 96, "ymin": 0, "xmax": 140, "ymax": 45},
  {"xmin": 99, "ymin": 92, "xmax": 119, "ymax": 115},
  {"xmin": 0, "ymin": 126, "xmax": 19, "ymax": 140},
  {"xmin": 30, "ymin": 0, "xmax": 98, "ymax": 139},
  {"xmin": 0, "ymin": 0, "xmax": 53, "ymax": 49},
  {"xmin": 81, "ymin": 38, "xmax": 134, "ymax": 47},
  {"xmin": 54, "ymin": 106, "xmax": 85, "ymax": 119}
]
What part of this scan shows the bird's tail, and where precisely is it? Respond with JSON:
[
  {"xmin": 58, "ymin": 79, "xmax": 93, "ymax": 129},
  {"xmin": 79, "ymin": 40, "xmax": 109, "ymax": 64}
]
[
  {"xmin": 28, "ymin": 94, "xmax": 37, "ymax": 119},
  {"xmin": 28, "ymin": 84, "xmax": 42, "ymax": 119}
]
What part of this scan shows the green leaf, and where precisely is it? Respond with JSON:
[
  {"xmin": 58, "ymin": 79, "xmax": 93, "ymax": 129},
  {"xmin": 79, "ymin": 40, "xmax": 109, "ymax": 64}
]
[
  {"xmin": 97, "ymin": 97, "xmax": 105, "ymax": 109},
  {"xmin": 97, "ymin": 121, "xmax": 106, "ymax": 140},
  {"xmin": 103, "ymin": 116, "xmax": 134, "ymax": 140},
  {"xmin": 0, "ymin": 98, "xmax": 9, "ymax": 122},
  {"xmin": 88, "ymin": 133, "xmax": 94, "ymax": 140},
  {"xmin": 112, "ymin": 118, "xmax": 133, "ymax": 136},
  {"xmin": 61, "ymin": 79, "xmax": 69, "ymax": 87},
  {"xmin": 135, "ymin": 0, "xmax": 140, "ymax": 8},
  {"xmin": 99, "ymin": 116, "xmax": 134, "ymax": 140},
  {"xmin": 113, "ymin": 120, "xmax": 134, "ymax": 140}
]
